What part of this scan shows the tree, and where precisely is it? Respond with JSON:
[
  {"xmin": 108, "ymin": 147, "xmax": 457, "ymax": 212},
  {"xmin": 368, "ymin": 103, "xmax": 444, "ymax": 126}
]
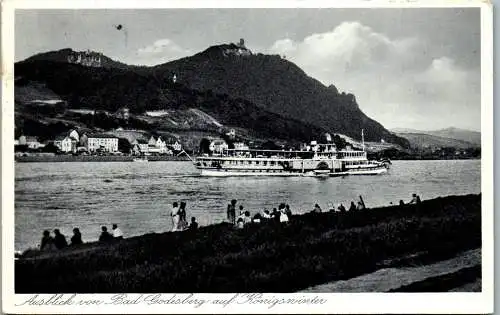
[
  {"xmin": 199, "ymin": 138, "xmax": 211, "ymax": 154},
  {"xmin": 260, "ymin": 140, "xmax": 280, "ymax": 150},
  {"xmin": 41, "ymin": 143, "xmax": 60, "ymax": 154},
  {"xmin": 333, "ymin": 135, "xmax": 347, "ymax": 150},
  {"xmin": 118, "ymin": 138, "xmax": 132, "ymax": 154}
]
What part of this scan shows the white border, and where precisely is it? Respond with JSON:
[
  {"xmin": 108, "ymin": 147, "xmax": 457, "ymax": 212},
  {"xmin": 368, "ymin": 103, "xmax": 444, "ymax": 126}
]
[{"xmin": 1, "ymin": 1, "xmax": 494, "ymax": 314}]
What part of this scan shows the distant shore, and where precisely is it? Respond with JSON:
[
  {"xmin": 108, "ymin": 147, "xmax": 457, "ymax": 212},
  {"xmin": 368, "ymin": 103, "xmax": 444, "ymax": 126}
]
[
  {"xmin": 15, "ymin": 155, "xmax": 191, "ymax": 163},
  {"xmin": 15, "ymin": 194, "xmax": 481, "ymax": 293},
  {"xmin": 14, "ymin": 154, "xmax": 479, "ymax": 163}
]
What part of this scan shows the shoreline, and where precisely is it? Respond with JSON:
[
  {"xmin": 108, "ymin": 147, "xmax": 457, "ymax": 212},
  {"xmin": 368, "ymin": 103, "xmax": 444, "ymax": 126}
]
[
  {"xmin": 14, "ymin": 155, "xmax": 190, "ymax": 163},
  {"xmin": 14, "ymin": 155, "xmax": 480, "ymax": 163},
  {"xmin": 15, "ymin": 194, "xmax": 481, "ymax": 293}
]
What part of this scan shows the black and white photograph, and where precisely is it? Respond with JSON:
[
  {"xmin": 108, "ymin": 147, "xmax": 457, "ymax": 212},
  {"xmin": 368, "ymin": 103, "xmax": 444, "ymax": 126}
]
[{"xmin": 3, "ymin": 0, "xmax": 494, "ymax": 313}]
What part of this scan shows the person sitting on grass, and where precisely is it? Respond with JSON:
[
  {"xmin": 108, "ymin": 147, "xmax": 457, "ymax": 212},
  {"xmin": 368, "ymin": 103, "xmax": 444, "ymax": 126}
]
[
  {"xmin": 236, "ymin": 218, "xmax": 244, "ymax": 229},
  {"xmin": 112, "ymin": 224, "xmax": 123, "ymax": 240},
  {"xmin": 409, "ymin": 193, "xmax": 420, "ymax": 205},
  {"xmin": 252, "ymin": 213, "xmax": 262, "ymax": 223},
  {"xmin": 239, "ymin": 205, "xmax": 245, "ymax": 216},
  {"xmin": 262, "ymin": 209, "xmax": 271, "ymax": 220},
  {"xmin": 313, "ymin": 203, "xmax": 322, "ymax": 213},
  {"xmin": 40, "ymin": 230, "xmax": 55, "ymax": 251},
  {"xmin": 99, "ymin": 226, "xmax": 114, "ymax": 243},
  {"xmin": 399, "ymin": 200, "xmax": 405, "ymax": 206},
  {"xmin": 189, "ymin": 217, "xmax": 198, "ymax": 230},
  {"xmin": 53, "ymin": 229, "xmax": 68, "ymax": 249},
  {"xmin": 349, "ymin": 202, "xmax": 357, "ymax": 212},
  {"xmin": 271, "ymin": 208, "xmax": 279, "ymax": 219},
  {"xmin": 70, "ymin": 228, "xmax": 83, "ymax": 246},
  {"xmin": 244, "ymin": 211, "xmax": 252, "ymax": 224},
  {"xmin": 337, "ymin": 204, "xmax": 346, "ymax": 212},
  {"xmin": 357, "ymin": 201, "xmax": 365, "ymax": 211}
]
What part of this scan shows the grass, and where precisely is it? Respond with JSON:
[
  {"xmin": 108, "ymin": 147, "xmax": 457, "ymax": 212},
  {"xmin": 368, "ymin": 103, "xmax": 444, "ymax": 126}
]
[{"xmin": 15, "ymin": 194, "xmax": 481, "ymax": 293}]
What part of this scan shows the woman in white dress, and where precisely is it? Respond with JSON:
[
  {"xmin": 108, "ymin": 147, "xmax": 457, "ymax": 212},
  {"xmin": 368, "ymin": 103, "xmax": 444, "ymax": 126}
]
[{"xmin": 171, "ymin": 202, "xmax": 180, "ymax": 232}]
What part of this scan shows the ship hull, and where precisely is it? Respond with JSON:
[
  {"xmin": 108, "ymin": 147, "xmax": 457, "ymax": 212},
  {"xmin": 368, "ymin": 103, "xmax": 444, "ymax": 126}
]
[
  {"xmin": 197, "ymin": 165, "xmax": 388, "ymax": 177},
  {"xmin": 199, "ymin": 168, "xmax": 300, "ymax": 176}
]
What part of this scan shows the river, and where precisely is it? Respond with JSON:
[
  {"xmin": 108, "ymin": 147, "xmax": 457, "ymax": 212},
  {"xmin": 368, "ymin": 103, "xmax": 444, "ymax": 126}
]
[{"xmin": 14, "ymin": 159, "xmax": 480, "ymax": 251}]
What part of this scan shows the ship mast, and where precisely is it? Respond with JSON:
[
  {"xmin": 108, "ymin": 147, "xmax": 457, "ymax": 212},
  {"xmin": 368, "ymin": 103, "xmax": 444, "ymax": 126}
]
[{"xmin": 361, "ymin": 129, "xmax": 365, "ymax": 152}]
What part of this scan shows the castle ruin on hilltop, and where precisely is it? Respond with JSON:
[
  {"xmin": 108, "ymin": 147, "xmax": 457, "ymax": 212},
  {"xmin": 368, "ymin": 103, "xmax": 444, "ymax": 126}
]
[
  {"xmin": 67, "ymin": 50, "xmax": 103, "ymax": 67},
  {"xmin": 223, "ymin": 38, "xmax": 252, "ymax": 57}
]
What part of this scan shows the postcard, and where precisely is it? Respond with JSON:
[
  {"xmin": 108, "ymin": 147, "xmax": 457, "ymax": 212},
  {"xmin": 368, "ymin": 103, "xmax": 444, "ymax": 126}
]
[{"xmin": 2, "ymin": 0, "xmax": 493, "ymax": 313}]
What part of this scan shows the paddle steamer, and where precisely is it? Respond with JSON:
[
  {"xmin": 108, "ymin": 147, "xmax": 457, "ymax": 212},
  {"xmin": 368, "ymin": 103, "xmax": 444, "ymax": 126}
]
[{"xmin": 192, "ymin": 133, "xmax": 389, "ymax": 177}]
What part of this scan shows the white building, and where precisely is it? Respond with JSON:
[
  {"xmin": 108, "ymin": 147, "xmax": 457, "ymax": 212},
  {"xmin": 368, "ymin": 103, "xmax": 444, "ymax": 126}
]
[
  {"xmin": 147, "ymin": 136, "xmax": 170, "ymax": 154},
  {"xmin": 54, "ymin": 136, "xmax": 73, "ymax": 153},
  {"xmin": 68, "ymin": 129, "xmax": 79, "ymax": 142},
  {"xmin": 210, "ymin": 139, "xmax": 228, "ymax": 154},
  {"xmin": 132, "ymin": 139, "xmax": 149, "ymax": 155},
  {"xmin": 87, "ymin": 134, "xmax": 118, "ymax": 152},
  {"xmin": 234, "ymin": 142, "xmax": 249, "ymax": 151}
]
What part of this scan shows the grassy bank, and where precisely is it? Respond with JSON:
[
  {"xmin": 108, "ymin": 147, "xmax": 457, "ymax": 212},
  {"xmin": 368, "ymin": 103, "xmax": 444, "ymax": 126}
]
[{"xmin": 15, "ymin": 194, "xmax": 481, "ymax": 293}]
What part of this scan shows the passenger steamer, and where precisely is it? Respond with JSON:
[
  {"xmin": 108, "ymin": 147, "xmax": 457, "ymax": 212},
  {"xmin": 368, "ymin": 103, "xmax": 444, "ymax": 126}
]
[{"xmin": 192, "ymin": 136, "xmax": 389, "ymax": 177}]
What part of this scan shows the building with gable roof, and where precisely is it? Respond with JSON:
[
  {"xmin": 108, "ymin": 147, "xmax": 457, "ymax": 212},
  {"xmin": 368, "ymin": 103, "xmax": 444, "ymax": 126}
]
[{"xmin": 87, "ymin": 134, "xmax": 118, "ymax": 152}]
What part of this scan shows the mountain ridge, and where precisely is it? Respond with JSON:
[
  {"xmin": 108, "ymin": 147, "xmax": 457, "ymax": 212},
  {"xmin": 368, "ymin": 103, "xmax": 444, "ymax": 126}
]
[
  {"xmin": 392, "ymin": 127, "xmax": 481, "ymax": 147},
  {"xmin": 15, "ymin": 45, "xmax": 409, "ymax": 148}
]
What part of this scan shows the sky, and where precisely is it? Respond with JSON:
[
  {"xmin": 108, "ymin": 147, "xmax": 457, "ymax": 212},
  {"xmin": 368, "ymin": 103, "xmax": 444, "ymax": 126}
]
[{"xmin": 15, "ymin": 8, "xmax": 481, "ymax": 132}]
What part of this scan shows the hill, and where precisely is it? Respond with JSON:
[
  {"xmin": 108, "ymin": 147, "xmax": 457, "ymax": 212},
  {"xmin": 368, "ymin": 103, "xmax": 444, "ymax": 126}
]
[
  {"xmin": 392, "ymin": 127, "xmax": 481, "ymax": 149},
  {"xmin": 429, "ymin": 128, "xmax": 481, "ymax": 146},
  {"xmin": 151, "ymin": 44, "xmax": 408, "ymax": 147},
  {"xmin": 393, "ymin": 132, "xmax": 478, "ymax": 150},
  {"xmin": 23, "ymin": 48, "xmax": 136, "ymax": 70},
  {"xmin": 14, "ymin": 60, "xmax": 327, "ymax": 147},
  {"xmin": 15, "ymin": 45, "xmax": 409, "ymax": 148}
]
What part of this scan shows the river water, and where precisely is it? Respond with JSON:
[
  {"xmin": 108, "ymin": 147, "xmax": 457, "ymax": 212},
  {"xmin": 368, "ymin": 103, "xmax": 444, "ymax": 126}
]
[{"xmin": 14, "ymin": 160, "xmax": 480, "ymax": 251}]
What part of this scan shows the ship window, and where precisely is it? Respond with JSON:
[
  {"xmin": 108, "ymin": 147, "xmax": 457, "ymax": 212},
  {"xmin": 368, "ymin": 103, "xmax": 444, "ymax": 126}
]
[
  {"xmin": 256, "ymin": 161, "xmax": 260, "ymax": 165},
  {"xmin": 263, "ymin": 161, "xmax": 267, "ymax": 166},
  {"xmin": 248, "ymin": 161, "xmax": 252, "ymax": 165},
  {"xmin": 270, "ymin": 161, "xmax": 276, "ymax": 166}
]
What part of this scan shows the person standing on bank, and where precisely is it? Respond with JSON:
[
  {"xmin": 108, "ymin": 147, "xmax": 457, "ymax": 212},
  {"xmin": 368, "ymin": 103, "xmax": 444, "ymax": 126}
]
[
  {"xmin": 178, "ymin": 201, "xmax": 188, "ymax": 230},
  {"xmin": 227, "ymin": 199, "xmax": 237, "ymax": 224},
  {"xmin": 171, "ymin": 202, "xmax": 180, "ymax": 232},
  {"xmin": 112, "ymin": 224, "xmax": 123, "ymax": 240}
]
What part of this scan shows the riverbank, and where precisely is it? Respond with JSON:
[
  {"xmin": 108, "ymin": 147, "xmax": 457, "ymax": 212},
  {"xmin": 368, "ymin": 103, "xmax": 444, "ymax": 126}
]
[
  {"xmin": 15, "ymin": 194, "xmax": 481, "ymax": 293},
  {"xmin": 15, "ymin": 155, "xmax": 190, "ymax": 162}
]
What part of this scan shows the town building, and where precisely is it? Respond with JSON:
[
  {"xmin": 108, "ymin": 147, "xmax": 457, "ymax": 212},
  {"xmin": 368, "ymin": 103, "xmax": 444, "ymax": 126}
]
[
  {"xmin": 209, "ymin": 139, "xmax": 228, "ymax": 154},
  {"xmin": 169, "ymin": 140, "xmax": 183, "ymax": 152},
  {"xmin": 87, "ymin": 134, "xmax": 119, "ymax": 152},
  {"xmin": 18, "ymin": 135, "xmax": 44, "ymax": 150},
  {"xmin": 147, "ymin": 136, "xmax": 171, "ymax": 155},
  {"xmin": 54, "ymin": 136, "xmax": 74, "ymax": 153},
  {"xmin": 132, "ymin": 139, "xmax": 149, "ymax": 155},
  {"xmin": 233, "ymin": 142, "xmax": 249, "ymax": 151}
]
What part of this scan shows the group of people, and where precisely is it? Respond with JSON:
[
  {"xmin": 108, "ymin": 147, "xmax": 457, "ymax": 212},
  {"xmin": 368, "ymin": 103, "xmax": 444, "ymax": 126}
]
[
  {"xmin": 328, "ymin": 197, "xmax": 367, "ymax": 213},
  {"xmin": 170, "ymin": 201, "xmax": 198, "ymax": 232},
  {"xmin": 227, "ymin": 199, "xmax": 292, "ymax": 229},
  {"xmin": 39, "ymin": 224, "xmax": 123, "ymax": 251},
  {"xmin": 99, "ymin": 224, "xmax": 123, "ymax": 242}
]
